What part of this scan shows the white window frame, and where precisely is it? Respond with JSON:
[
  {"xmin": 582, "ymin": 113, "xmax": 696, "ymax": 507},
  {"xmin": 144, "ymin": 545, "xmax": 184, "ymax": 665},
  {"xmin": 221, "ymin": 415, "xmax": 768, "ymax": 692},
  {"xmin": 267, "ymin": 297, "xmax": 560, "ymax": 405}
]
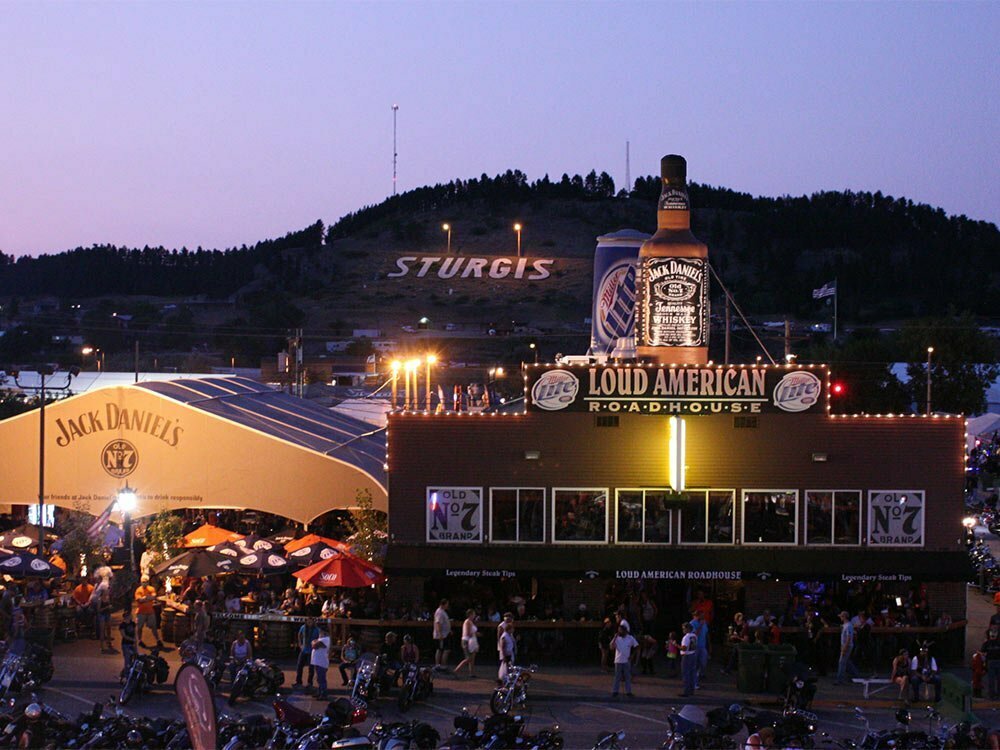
[
  {"xmin": 551, "ymin": 487, "xmax": 609, "ymax": 545},
  {"xmin": 741, "ymin": 489, "xmax": 800, "ymax": 546},
  {"xmin": 614, "ymin": 488, "xmax": 672, "ymax": 546},
  {"xmin": 867, "ymin": 490, "xmax": 926, "ymax": 547},
  {"xmin": 489, "ymin": 487, "xmax": 547, "ymax": 544},
  {"xmin": 678, "ymin": 489, "xmax": 736, "ymax": 545},
  {"xmin": 425, "ymin": 486, "xmax": 484, "ymax": 544},
  {"xmin": 804, "ymin": 489, "xmax": 863, "ymax": 546}
]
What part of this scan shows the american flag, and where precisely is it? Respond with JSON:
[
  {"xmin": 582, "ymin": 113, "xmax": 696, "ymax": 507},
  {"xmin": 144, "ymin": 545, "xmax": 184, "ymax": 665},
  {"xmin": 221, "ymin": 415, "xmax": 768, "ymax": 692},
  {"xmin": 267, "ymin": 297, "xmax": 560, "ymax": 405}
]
[
  {"xmin": 85, "ymin": 499, "xmax": 118, "ymax": 541},
  {"xmin": 812, "ymin": 280, "xmax": 837, "ymax": 300}
]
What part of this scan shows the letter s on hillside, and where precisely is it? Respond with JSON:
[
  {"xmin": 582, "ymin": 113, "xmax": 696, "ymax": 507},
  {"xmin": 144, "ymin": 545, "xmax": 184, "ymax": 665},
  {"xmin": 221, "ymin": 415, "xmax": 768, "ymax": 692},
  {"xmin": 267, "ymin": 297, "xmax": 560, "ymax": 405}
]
[
  {"xmin": 528, "ymin": 259, "xmax": 553, "ymax": 280},
  {"xmin": 387, "ymin": 257, "xmax": 417, "ymax": 278}
]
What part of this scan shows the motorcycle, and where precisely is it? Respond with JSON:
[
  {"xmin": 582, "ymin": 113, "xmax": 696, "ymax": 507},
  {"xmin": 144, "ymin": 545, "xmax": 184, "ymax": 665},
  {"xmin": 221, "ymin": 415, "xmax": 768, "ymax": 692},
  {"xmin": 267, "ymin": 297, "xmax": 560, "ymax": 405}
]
[
  {"xmin": 228, "ymin": 658, "xmax": 285, "ymax": 705},
  {"xmin": 180, "ymin": 637, "xmax": 225, "ymax": 687},
  {"xmin": 218, "ymin": 712, "xmax": 285, "ymax": 750},
  {"xmin": 491, "ymin": 664, "xmax": 536, "ymax": 716},
  {"xmin": 3, "ymin": 697, "xmax": 79, "ymax": 749},
  {"xmin": 351, "ymin": 653, "xmax": 385, "ymax": 704},
  {"xmin": 783, "ymin": 663, "xmax": 818, "ymax": 711},
  {"xmin": 592, "ymin": 730, "xmax": 627, "ymax": 750},
  {"xmin": 397, "ymin": 663, "xmax": 434, "ymax": 712},
  {"xmin": 662, "ymin": 706, "xmax": 742, "ymax": 750},
  {"xmin": 0, "ymin": 640, "xmax": 53, "ymax": 699},
  {"xmin": 290, "ymin": 698, "xmax": 368, "ymax": 750},
  {"xmin": 119, "ymin": 644, "xmax": 169, "ymax": 705},
  {"xmin": 836, "ymin": 706, "xmax": 939, "ymax": 750},
  {"xmin": 740, "ymin": 704, "xmax": 818, "ymax": 749},
  {"xmin": 330, "ymin": 719, "xmax": 440, "ymax": 750}
]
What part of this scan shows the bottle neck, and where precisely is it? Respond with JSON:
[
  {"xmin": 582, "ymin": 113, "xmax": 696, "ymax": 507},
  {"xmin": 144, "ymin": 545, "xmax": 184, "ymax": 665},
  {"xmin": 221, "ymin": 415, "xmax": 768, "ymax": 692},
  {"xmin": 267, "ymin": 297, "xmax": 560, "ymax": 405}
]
[{"xmin": 656, "ymin": 208, "xmax": 691, "ymax": 230}]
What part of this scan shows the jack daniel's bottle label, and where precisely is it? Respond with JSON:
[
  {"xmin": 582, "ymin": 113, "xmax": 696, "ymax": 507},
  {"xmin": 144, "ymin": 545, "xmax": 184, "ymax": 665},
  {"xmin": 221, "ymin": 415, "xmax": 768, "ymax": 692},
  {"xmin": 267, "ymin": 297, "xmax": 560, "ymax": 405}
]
[
  {"xmin": 658, "ymin": 186, "xmax": 690, "ymax": 211},
  {"xmin": 641, "ymin": 257, "xmax": 709, "ymax": 346}
]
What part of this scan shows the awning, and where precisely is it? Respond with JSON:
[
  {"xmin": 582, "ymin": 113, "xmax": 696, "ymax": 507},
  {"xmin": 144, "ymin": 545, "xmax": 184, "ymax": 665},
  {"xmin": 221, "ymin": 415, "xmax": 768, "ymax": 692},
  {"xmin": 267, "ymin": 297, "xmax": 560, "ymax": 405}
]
[
  {"xmin": 0, "ymin": 377, "xmax": 386, "ymax": 522},
  {"xmin": 385, "ymin": 545, "xmax": 973, "ymax": 583}
]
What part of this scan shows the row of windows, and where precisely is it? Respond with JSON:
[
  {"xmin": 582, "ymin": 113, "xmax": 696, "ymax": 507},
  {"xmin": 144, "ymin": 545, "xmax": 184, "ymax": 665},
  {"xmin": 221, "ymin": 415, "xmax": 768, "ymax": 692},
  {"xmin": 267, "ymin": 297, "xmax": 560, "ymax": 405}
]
[{"xmin": 437, "ymin": 487, "xmax": 922, "ymax": 546}]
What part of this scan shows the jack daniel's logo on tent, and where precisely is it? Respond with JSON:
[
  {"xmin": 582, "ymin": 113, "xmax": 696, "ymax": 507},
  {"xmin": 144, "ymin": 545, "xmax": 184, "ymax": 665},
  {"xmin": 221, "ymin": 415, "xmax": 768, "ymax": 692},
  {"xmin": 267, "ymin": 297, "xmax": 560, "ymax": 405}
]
[{"xmin": 54, "ymin": 403, "xmax": 183, "ymax": 448}]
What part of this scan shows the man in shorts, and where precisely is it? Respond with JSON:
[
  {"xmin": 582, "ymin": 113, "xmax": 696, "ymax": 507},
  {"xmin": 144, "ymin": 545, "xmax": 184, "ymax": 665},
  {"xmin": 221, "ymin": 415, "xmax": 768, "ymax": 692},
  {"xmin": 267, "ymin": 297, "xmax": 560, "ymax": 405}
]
[{"xmin": 433, "ymin": 598, "xmax": 451, "ymax": 670}]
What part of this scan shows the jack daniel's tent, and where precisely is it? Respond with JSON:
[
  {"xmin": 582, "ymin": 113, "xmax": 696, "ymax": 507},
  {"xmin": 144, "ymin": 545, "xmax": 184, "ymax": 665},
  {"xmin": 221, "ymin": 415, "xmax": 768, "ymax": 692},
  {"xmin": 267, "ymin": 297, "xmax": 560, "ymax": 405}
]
[{"xmin": 0, "ymin": 377, "xmax": 386, "ymax": 523}]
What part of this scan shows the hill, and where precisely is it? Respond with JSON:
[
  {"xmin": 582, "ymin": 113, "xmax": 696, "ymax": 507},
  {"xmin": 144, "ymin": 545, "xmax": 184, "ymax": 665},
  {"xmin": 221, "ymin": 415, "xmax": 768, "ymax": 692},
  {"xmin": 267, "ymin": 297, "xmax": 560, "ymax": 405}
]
[{"xmin": 1, "ymin": 170, "xmax": 998, "ymax": 367}]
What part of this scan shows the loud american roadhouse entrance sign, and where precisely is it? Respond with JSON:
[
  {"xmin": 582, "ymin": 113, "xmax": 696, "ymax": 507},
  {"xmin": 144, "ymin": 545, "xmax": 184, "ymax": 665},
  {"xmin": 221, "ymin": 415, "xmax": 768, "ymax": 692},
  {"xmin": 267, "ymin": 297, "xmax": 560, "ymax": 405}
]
[{"xmin": 525, "ymin": 364, "xmax": 828, "ymax": 415}]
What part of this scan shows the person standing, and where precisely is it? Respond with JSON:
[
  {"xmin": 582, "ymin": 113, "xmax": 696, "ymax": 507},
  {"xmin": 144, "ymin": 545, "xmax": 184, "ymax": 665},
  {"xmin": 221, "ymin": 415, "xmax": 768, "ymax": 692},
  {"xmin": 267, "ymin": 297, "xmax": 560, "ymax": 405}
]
[
  {"xmin": 229, "ymin": 630, "xmax": 253, "ymax": 682},
  {"xmin": 690, "ymin": 610, "xmax": 709, "ymax": 683},
  {"xmin": 119, "ymin": 609, "xmax": 137, "ymax": 671},
  {"xmin": 311, "ymin": 625, "xmax": 331, "ymax": 700},
  {"xmin": 610, "ymin": 624, "xmax": 638, "ymax": 698},
  {"xmin": 498, "ymin": 621, "xmax": 516, "ymax": 684},
  {"xmin": 454, "ymin": 609, "xmax": 480, "ymax": 678},
  {"xmin": 191, "ymin": 600, "xmax": 210, "ymax": 645},
  {"xmin": 293, "ymin": 617, "xmax": 319, "ymax": 690},
  {"xmin": 982, "ymin": 629, "xmax": 1000, "ymax": 699},
  {"xmin": 679, "ymin": 622, "xmax": 698, "ymax": 697},
  {"xmin": 134, "ymin": 575, "xmax": 162, "ymax": 647},
  {"xmin": 835, "ymin": 611, "xmax": 860, "ymax": 684},
  {"xmin": 98, "ymin": 589, "xmax": 113, "ymax": 653},
  {"xmin": 433, "ymin": 599, "xmax": 451, "ymax": 670}
]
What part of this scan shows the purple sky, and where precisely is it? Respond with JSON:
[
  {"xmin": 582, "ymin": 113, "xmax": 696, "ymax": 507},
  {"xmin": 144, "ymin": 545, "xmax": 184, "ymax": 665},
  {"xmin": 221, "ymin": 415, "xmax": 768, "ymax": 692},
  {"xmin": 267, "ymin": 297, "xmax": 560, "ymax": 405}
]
[{"xmin": 2, "ymin": 1, "xmax": 997, "ymax": 257}]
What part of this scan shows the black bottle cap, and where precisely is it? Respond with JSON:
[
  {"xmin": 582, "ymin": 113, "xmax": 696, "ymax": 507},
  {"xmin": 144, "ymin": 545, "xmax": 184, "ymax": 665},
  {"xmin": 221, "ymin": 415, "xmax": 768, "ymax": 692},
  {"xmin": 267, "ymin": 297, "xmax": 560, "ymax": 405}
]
[{"xmin": 661, "ymin": 155, "xmax": 687, "ymax": 183}]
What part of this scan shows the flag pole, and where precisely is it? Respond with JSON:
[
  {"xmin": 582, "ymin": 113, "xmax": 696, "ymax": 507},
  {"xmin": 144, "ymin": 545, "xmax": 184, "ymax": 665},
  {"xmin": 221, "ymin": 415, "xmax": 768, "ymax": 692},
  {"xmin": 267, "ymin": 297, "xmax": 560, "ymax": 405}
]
[{"xmin": 833, "ymin": 278, "xmax": 838, "ymax": 341}]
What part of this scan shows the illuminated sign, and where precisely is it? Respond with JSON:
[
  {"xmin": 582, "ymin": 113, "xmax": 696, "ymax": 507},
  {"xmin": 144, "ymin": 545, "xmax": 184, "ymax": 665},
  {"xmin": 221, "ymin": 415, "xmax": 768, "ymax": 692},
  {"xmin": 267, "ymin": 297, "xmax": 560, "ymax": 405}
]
[
  {"xmin": 426, "ymin": 487, "xmax": 483, "ymax": 543},
  {"xmin": 387, "ymin": 256, "xmax": 554, "ymax": 280},
  {"xmin": 524, "ymin": 365, "xmax": 828, "ymax": 415},
  {"xmin": 867, "ymin": 491, "xmax": 925, "ymax": 547}
]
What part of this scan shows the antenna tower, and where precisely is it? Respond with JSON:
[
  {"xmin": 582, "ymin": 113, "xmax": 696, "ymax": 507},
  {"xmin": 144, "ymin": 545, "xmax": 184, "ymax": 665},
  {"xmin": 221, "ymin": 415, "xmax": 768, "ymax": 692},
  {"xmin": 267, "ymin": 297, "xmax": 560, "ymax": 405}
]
[{"xmin": 392, "ymin": 104, "xmax": 399, "ymax": 196}]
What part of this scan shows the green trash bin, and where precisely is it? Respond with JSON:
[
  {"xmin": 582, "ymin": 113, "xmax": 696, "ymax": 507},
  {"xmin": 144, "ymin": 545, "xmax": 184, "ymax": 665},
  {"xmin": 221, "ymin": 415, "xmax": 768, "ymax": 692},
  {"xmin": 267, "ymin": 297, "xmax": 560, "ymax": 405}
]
[
  {"xmin": 766, "ymin": 644, "xmax": 798, "ymax": 693},
  {"xmin": 737, "ymin": 643, "xmax": 767, "ymax": 693}
]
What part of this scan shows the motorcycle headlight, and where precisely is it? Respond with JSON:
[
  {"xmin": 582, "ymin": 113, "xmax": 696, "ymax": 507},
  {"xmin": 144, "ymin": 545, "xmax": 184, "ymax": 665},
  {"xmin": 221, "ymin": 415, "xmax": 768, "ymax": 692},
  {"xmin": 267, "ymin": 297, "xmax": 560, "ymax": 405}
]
[
  {"xmin": 795, "ymin": 679, "xmax": 805, "ymax": 689},
  {"xmin": 24, "ymin": 704, "xmax": 42, "ymax": 721}
]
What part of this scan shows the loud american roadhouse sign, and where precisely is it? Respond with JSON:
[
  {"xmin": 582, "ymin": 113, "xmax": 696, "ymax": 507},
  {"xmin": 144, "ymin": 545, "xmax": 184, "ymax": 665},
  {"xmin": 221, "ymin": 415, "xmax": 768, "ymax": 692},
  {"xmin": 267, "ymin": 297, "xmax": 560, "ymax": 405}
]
[{"xmin": 525, "ymin": 365, "xmax": 828, "ymax": 415}]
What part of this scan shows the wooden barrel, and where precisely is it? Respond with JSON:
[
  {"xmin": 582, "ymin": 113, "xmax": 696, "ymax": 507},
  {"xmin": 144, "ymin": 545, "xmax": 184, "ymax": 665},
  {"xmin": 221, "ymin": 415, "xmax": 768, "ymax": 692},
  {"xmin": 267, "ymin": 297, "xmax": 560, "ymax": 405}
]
[
  {"xmin": 173, "ymin": 613, "xmax": 191, "ymax": 644},
  {"xmin": 161, "ymin": 610, "xmax": 176, "ymax": 643},
  {"xmin": 263, "ymin": 620, "xmax": 294, "ymax": 658},
  {"xmin": 31, "ymin": 606, "xmax": 55, "ymax": 630}
]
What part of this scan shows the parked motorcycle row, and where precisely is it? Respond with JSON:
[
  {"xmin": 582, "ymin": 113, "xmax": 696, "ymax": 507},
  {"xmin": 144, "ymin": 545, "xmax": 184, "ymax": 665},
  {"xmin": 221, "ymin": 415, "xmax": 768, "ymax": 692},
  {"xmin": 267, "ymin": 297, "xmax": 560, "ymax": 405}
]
[
  {"xmin": 0, "ymin": 639, "xmax": 53, "ymax": 701},
  {"xmin": 657, "ymin": 702, "xmax": 998, "ymax": 750}
]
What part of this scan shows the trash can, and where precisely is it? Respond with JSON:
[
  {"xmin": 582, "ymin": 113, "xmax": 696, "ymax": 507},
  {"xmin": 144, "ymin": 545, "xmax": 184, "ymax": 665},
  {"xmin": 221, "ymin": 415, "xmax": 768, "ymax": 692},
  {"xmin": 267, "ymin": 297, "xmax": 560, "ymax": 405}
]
[
  {"xmin": 766, "ymin": 644, "xmax": 798, "ymax": 693},
  {"xmin": 737, "ymin": 643, "xmax": 767, "ymax": 693}
]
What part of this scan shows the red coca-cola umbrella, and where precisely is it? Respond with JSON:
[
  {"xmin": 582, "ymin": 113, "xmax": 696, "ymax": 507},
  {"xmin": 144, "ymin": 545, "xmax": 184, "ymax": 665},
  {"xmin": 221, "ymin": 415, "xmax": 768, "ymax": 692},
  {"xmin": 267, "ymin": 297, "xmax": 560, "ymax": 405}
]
[{"xmin": 292, "ymin": 551, "xmax": 385, "ymax": 589}]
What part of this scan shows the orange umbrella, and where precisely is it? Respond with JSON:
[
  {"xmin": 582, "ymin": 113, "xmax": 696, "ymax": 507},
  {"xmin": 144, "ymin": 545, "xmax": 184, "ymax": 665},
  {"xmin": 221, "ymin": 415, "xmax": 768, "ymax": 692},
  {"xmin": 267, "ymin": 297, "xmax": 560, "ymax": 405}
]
[
  {"xmin": 284, "ymin": 534, "xmax": 350, "ymax": 553},
  {"xmin": 293, "ymin": 551, "xmax": 385, "ymax": 588},
  {"xmin": 183, "ymin": 524, "xmax": 244, "ymax": 548}
]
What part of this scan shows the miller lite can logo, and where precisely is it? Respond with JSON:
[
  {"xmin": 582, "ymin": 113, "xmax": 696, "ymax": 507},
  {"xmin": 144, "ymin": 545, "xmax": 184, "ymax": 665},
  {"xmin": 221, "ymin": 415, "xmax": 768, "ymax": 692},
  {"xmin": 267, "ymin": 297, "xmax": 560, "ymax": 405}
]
[
  {"xmin": 595, "ymin": 259, "xmax": 636, "ymax": 342},
  {"xmin": 772, "ymin": 371, "xmax": 822, "ymax": 412},
  {"xmin": 530, "ymin": 369, "xmax": 580, "ymax": 411}
]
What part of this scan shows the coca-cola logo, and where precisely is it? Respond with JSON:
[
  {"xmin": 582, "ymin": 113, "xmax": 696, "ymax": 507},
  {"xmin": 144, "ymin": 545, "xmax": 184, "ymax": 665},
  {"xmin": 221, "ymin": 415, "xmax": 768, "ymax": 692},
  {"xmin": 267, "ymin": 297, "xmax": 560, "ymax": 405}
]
[
  {"xmin": 530, "ymin": 370, "xmax": 579, "ymax": 411},
  {"xmin": 773, "ymin": 371, "xmax": 822, "ymax": 412}
]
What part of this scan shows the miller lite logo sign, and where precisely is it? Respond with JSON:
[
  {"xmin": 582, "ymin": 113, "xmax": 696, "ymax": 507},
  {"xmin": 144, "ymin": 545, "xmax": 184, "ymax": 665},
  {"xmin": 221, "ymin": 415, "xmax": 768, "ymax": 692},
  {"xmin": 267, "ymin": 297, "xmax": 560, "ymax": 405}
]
[
  {"xmin": 595, "ymin": 260, "xmax": 636, "ymax": 343},
  {"xmin": 772, "ymin": 371, "xmax": 822, "ymax": 413},
  {"xmin": 530, "ymin": 370, "xmax": 579, "ymax": 411}
]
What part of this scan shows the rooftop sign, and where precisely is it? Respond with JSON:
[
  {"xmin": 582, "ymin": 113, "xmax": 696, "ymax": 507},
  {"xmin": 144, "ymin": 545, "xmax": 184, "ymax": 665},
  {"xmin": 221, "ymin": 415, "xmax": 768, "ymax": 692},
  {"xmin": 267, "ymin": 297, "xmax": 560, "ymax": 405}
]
[{"xmin": 524, "ymin": 364, "xmax": 828, "ymax": 415}]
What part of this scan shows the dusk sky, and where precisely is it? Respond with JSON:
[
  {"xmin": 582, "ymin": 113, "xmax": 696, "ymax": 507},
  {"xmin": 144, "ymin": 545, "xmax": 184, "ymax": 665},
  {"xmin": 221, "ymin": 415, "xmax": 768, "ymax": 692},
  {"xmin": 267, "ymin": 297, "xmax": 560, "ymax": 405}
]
[{"xmin": 2, "ymin": 1, "xmax": 997, "ymax": 257}]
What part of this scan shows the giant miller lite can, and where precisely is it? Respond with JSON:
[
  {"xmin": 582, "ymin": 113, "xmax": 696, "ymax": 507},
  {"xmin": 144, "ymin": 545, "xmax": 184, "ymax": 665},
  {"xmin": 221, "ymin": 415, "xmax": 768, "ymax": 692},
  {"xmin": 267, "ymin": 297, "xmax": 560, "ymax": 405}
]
[{"xmin": 591, "ymin": 229, "xmax": 649, "ymax": 355}]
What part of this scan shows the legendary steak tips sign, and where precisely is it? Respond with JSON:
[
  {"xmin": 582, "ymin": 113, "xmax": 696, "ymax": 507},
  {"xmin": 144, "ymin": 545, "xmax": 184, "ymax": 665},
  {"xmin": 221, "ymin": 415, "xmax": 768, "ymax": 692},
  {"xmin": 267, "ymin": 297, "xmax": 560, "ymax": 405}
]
[
  {"xmin": 867, "ymin": 491, "xmax": 925, "ymax": 547},
  {"xmin": 427, "ymin": 487, "xmax": 483, "ymax": 543},
  {"xmin": 525, "ymin": 365, "xmax": 826, "ymax": 415}
]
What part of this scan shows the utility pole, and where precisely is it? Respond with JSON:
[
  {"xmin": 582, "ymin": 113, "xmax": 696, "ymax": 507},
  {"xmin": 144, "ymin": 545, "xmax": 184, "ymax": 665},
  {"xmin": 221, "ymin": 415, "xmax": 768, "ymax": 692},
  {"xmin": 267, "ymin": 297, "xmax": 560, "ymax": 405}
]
[
  {"xmin": 926, "ymin": 347, "xmax": 934, "ymax": 415},
  {"xmin": 724, "ymin": 296, "xmax": 731, "ymax": 365},
  {"xmin": 784, "ymin": 320, "xmax": 791, "ymax": 361},
  {"xmin": 134, "ymin": 339, "xmax": 140, "ymax": 383},
  {"xmin": 392, "ymin": 104, "xmax": 399, "ymax": 196}
]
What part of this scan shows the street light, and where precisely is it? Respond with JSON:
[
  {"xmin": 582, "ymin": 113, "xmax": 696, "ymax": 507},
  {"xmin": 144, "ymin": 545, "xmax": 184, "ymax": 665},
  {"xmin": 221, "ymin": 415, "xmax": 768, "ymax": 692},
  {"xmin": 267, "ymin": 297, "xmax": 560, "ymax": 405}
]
[
  {"xmin": 926, "ymin": 346, "xmax": 934, "ymax": 415},
  {"xmin": 529, "ymin": 342, "xmax": 538, "ymax": 364},
  {"xmin": 425, "ymin": 354, "xmax": 437, "ymax": 411},
  {"xmin": 9, "ymin": 366, "xmax": 80, "ymax": 552},
  {"xmin": 442, "ymin": 224, "xmax": 452, "ymax": 254},
  {"xmin": 81, "ymin": 346, "xmax": 94, "ymax": 368},
  {"xmin": 390, "ymin": 360, "xmax": 401, "ymax": 410},
  {"xmin": 513, "ymin": 223, "xmax": 522, "ymax": 258},
  {"xmin": 408, "ymin": 359, "xmax": 421, "ymax": 410}
]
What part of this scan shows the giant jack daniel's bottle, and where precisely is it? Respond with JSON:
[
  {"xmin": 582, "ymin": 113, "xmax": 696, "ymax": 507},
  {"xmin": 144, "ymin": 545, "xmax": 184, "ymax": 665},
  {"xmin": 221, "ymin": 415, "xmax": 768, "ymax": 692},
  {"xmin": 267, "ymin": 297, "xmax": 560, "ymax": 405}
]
[{"xmin": 636, "ymin": 155, "xmax": 709, "ymax": 365}]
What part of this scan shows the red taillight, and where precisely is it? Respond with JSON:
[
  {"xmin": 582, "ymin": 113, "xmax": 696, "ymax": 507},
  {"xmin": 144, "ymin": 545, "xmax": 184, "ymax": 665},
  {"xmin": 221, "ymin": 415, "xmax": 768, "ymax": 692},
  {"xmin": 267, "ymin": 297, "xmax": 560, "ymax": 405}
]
[
  {"xmin": 352, "ymin": 706, "xmax": 367, "ymax": 724},
  {"xmin": 274, "ymin": 704, "xmax": 286, "ymax": 721}
]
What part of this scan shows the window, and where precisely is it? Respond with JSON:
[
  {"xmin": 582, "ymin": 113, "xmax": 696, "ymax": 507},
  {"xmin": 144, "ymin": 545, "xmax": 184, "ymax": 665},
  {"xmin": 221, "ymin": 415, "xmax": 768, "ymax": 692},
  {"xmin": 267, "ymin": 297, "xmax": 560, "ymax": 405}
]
[
  {"xmin": 742, "ymin": 490, "xmax": 798, "ymax": 545},
  {"xmin": 615, "ymin": 490, "xmax": 672, "ymax": 544},
  {"xmin": 552, "ymin": 488, "xmax": 608, "ymax": 543},
  {"xmin": 679, "ymin": 490, "xmax": 735, "ymax": 544},
  {"xmin": 805, "ymin": 490, "xmax": 861, "ymax": 545},
  {"xmin": 490, "ymin": 488, "xmax": 545, "ymax": 543}
]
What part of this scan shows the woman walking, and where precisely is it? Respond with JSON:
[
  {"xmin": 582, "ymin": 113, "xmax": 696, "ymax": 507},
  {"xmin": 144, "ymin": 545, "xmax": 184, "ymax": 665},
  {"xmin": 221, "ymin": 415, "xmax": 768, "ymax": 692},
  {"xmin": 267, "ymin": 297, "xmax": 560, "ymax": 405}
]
[{"xmin": 454, "ymin": 609, "xmax": 480, "ymax": 677}]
